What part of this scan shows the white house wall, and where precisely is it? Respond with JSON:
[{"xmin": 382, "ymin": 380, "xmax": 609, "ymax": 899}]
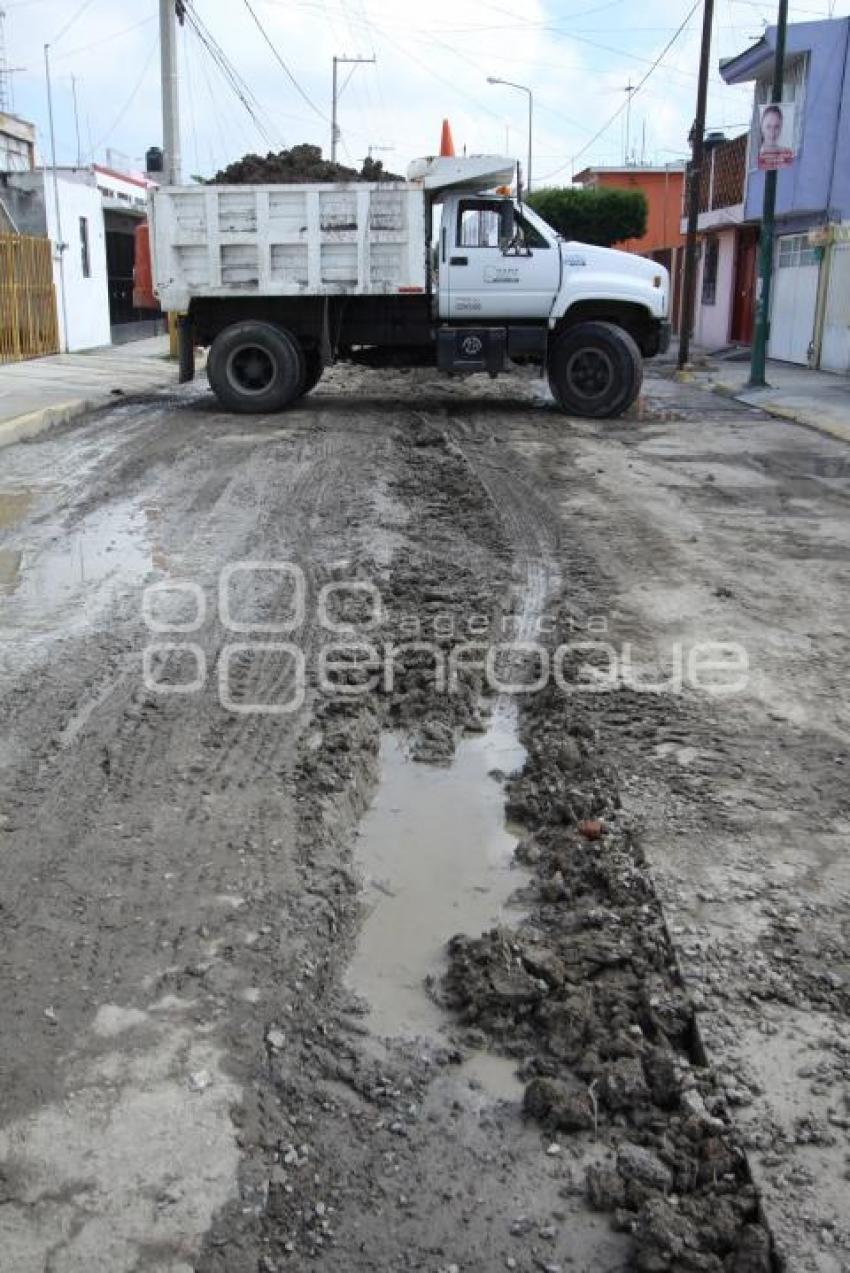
[
  {"xmin": 44, "ymin": 174, "xmax": 111, "ymax": 352},
  {"xmin": 695, "ymin": 228, "xmax": 736, "ymax": 349}
]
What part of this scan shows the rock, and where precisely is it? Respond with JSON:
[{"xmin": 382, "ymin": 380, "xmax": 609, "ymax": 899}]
[
  {"xmin": 188, "ymin": 1069, "xmax": 212, "ymax": 1092},
  {"xmin": 680, "ymin": 1088, "xmax": 725, "ymax": 1132},
  {"xmin": 520, "ymin": 944, "xmax": 567, "ymax": 988},
  {"xmin": 617, "ymin": 1143, "xmax": 673, "ymax": 1192},
  {"xmin": 266, "ymin": 1026, "xmax": 287, "ymax": 1051},
  {"xmin": 578, "ymin": 819, "xmax": 604, "ymax": 841},
  {"xmin": 556, "ymin": 738, "xmax": 582, "ymax": 771},
  {"xmin": 601, "ymin": 1057, "xmax": 650, "ymax": 1111},
  {"xmin": 586, "ymin": 1164, "xmax": 626, "ymax": 1211},
  {"xmin": 524, "ymin": 1077, "xmax": 595, "ymax": 1131}
]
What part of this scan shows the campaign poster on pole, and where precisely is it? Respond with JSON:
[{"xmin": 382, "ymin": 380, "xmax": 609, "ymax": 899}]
[{"xmin": 757, "ymin": 102, "xmax": 796, "ymax": 170}]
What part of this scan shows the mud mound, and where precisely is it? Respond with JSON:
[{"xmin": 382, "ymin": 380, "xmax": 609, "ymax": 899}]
[{"xmin": 442, "ymin": 665, "xmax": 775, "ymax": 1272}]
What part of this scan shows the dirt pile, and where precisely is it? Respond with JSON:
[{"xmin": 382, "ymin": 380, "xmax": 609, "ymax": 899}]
[{"xmin": 442, "ymin": 649, "xmax": 775, "ymax": 1272}]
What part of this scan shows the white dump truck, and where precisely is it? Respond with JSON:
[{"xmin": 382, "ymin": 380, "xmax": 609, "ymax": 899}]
[{"xmin": 150, "ymin": 154, "xmax": 670, "ymax": 418}]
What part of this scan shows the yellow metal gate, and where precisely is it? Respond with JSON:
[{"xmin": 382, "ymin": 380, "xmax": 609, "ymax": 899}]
[{"xmin": 0, "ymin": 234, "xmax": 60, "ymax": 363}]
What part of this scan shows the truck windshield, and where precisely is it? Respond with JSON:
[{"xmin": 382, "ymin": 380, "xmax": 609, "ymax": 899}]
[{"xmin": 518, "ymin": 204, "xmax": 558, "ymax": 245}]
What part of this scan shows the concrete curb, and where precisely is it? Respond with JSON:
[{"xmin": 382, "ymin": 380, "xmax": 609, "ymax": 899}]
[
  {"xmin": 0, "ymin": 397, "xmax": 101, "ymax": 450},
  {"xmin": 0, "ymin": 374, "xmax": 184, "ymax": 450},
  {"xmin": 710, "ymin": 381, "xmax": 850, "ymax": 446}
]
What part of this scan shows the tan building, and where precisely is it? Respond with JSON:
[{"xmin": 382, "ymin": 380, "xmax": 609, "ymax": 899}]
[{"xmin": 0, "ymin": 111, "xmax": 36, "ymax": 172}]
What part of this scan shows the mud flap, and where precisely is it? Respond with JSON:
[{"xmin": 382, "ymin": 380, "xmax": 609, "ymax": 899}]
[{"xmin": 178, "ymin": 315, "xmax": 195, "ymax": 384}]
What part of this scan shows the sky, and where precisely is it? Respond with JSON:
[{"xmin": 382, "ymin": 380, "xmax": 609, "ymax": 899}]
[{"xmin": 4, "ymin": 0, "xmax": 850, "ymax": 184}]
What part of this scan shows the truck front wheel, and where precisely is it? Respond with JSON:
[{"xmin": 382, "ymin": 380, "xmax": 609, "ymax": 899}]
[
  {"xmin": 547, "ymin": 321, "xmax": 643, "ymax": 419},
  {"xmin": 207, "ymin": 321, "xmax": 305, "ymax": 414}
]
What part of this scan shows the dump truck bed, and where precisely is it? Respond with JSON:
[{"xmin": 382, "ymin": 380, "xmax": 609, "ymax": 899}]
[{"xmin": 150, "ymin": 182, "xmax": 428, "ymax": 312}]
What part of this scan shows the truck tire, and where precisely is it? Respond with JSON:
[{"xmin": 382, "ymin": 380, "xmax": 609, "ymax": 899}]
[
  {"xmin": 547, "ymin": 321, "xmax": 643, "ymax": 419},
  {"xmin": 298, "ymin": 346, "xmax": 324, "ymax": 398},
  {"xmin": 207, "ymin": 321, "xmax": 305, "ymax": 414}
]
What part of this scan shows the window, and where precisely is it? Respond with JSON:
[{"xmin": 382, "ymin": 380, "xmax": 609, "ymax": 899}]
[
  {"xmin": 79, "ymin": 216, "xmax": 91, "ymax": 278},
  {"xmin": 777, "ymin": 233, "xmax": 817, "ymax": 268},
  {"xmin": 457, "ymin": 200, "xmax": 504, "ymax": 248},
  {"xmin": 515, "ymin": 211, "xmax": 550, "ymax": 249},
  {"xmin": 702, "ymin": 236, "xmax": 719, "ymax": 305}
]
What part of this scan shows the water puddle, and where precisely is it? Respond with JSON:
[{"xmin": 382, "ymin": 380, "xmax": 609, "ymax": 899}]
[
  {"xmin": 0, "ymin": 500, "xmax": 158, "ymax": 623},
  {"xmin": 0, "ymin": 489, "xmax": 35, "ymax": 530},
  {"xmin": 347, "ymin": 705, "xmax": 527, "ymax": 1094}
]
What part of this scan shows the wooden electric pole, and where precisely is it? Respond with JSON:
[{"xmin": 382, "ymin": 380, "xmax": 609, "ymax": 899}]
[{"xmin": 678, "ymin": 0, "xmax": 715, "ymax": 370}]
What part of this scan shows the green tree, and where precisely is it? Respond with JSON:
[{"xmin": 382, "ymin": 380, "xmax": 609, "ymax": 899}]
[{"xmin": 526, "ymin": 186, "xmax": 647, "ymax": 247}]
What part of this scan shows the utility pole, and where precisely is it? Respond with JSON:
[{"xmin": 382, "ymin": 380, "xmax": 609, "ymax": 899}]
[
  {"xmin": 159, "ymin": 0, "xmax": 182, "ymax": 184},
  {"xmin": 623, "ymin": 80, "xmax": 635, "ymax": 164},
  {"xmin": 331, "ymin": 54, "xmax": 375, "ymax": 163},
  {"xmin": 71, "ymin": 74, "xmax": 82, "ymax": 166},
  {"xmin": 677, "ymin": 0, "xmax": 715, "ymax": 370},
  {"xmin": 748, "ymin": 0, "xmax": 789, "ymax": 388},
  {"xmin": 44, "ymin": 43, "xmax": 69, "ymax": 352}
]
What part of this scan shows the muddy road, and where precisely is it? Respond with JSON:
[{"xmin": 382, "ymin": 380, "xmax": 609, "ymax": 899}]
[{"xmin": 0, "ymin": 363, "xmax": 848, "ymax": 1273}]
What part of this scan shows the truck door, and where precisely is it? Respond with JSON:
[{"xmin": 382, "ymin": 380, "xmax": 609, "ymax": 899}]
[{"xmin": 443, "ymin": 197, "xmax": 560, "ymax": 321}]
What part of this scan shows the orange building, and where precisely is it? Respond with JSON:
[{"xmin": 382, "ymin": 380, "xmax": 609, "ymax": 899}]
[{"xmin": 573, "ymin": 165, "xmax": 687, "ymax": 329}]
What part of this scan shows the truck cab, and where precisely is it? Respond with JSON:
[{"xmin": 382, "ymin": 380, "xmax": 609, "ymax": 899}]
[{"xmin": 438, "ymin": 194, "xmax": 560, "ymax": 320}]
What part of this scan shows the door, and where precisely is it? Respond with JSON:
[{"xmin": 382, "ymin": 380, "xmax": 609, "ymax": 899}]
[
  {"xmin": 444, "ymin": 198, "xmax": 559, "ymax": 320},
  {"xmin": 768, "ymin": 233, "xmax": 820, "ymax": 365},
  {"xmin": 820, "ymin": 241, "xmax": 850, "ymax": 373},
  {"xmin": 730, "ymin": 227, "xmax": 758, "ymax": 345}
]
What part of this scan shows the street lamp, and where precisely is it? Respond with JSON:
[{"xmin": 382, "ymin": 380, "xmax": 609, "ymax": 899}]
[{"xmin": 486, "ymin": 76, "xmax": 533, "ymax": 193}]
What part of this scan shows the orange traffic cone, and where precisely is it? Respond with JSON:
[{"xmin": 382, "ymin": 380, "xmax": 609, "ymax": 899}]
[{"xmin": 439, "ymin": 119, "xmax": 455, "ymax": 158}]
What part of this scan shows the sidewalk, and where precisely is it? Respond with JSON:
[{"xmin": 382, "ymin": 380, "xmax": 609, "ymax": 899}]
[
  {"xmin": 0, "ymin": 337, "xmax": 179, "ymax": 449},
  {"xmin": 689, "ymin": 353, "xmax": 850, "ymax": 445}
]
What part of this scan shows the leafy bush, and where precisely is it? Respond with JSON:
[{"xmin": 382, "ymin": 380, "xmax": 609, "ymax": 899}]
[{"xmin": 526, "ymin": 186, "xmax": 648, "ymax": 247}]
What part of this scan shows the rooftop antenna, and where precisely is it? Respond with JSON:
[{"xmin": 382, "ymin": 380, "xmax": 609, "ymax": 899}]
[{"xmin": 0, "ymin": 6, "xmax": 21, "ymax": 113}]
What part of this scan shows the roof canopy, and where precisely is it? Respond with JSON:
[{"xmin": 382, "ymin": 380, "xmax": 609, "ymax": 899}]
[{"xmin": 406, "ymin": 154, "xmax": 516, "ymax": 193}]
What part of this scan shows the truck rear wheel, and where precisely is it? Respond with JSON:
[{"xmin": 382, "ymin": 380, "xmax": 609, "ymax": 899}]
[
  {"xmin": 547, "ymin": 321, "xmax": 643, "ymax": 419},
  {"xmin": 207, "ymin": 321, "xmax": 305, "ymax": 414}
]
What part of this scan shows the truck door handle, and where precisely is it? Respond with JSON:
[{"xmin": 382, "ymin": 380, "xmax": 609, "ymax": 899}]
[{"xmin": 450, "ymin": 255, "xmax": 468, "ymax": 266}]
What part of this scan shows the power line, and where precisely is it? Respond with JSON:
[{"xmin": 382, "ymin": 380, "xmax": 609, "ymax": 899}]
[
  {"xmin": 53, "ymin": 15, "xmax": 156, "ymax": 62},
  {"xmin": 243, "ymin": 0, "xmax": 328, "ymax": 121},
  {"xmin": 183, "ymin": 0, "xmax": 282, "ymax": 150},
  {"xmin": 51, "ymin": 0, "xmax": 97, "ymax": 46},
  {"xmin": 539, "ymin": 0, "xmax": 703, "ymax": 181}
]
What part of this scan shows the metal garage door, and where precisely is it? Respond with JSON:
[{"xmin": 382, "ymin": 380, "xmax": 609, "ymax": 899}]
[
  {"xmin": 768, "ymin": 234, "xmax": 820, "ymax": 365},
  {"xmin": 820, "ymin": 241, "xmax": 850, "ymax": 373}
]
